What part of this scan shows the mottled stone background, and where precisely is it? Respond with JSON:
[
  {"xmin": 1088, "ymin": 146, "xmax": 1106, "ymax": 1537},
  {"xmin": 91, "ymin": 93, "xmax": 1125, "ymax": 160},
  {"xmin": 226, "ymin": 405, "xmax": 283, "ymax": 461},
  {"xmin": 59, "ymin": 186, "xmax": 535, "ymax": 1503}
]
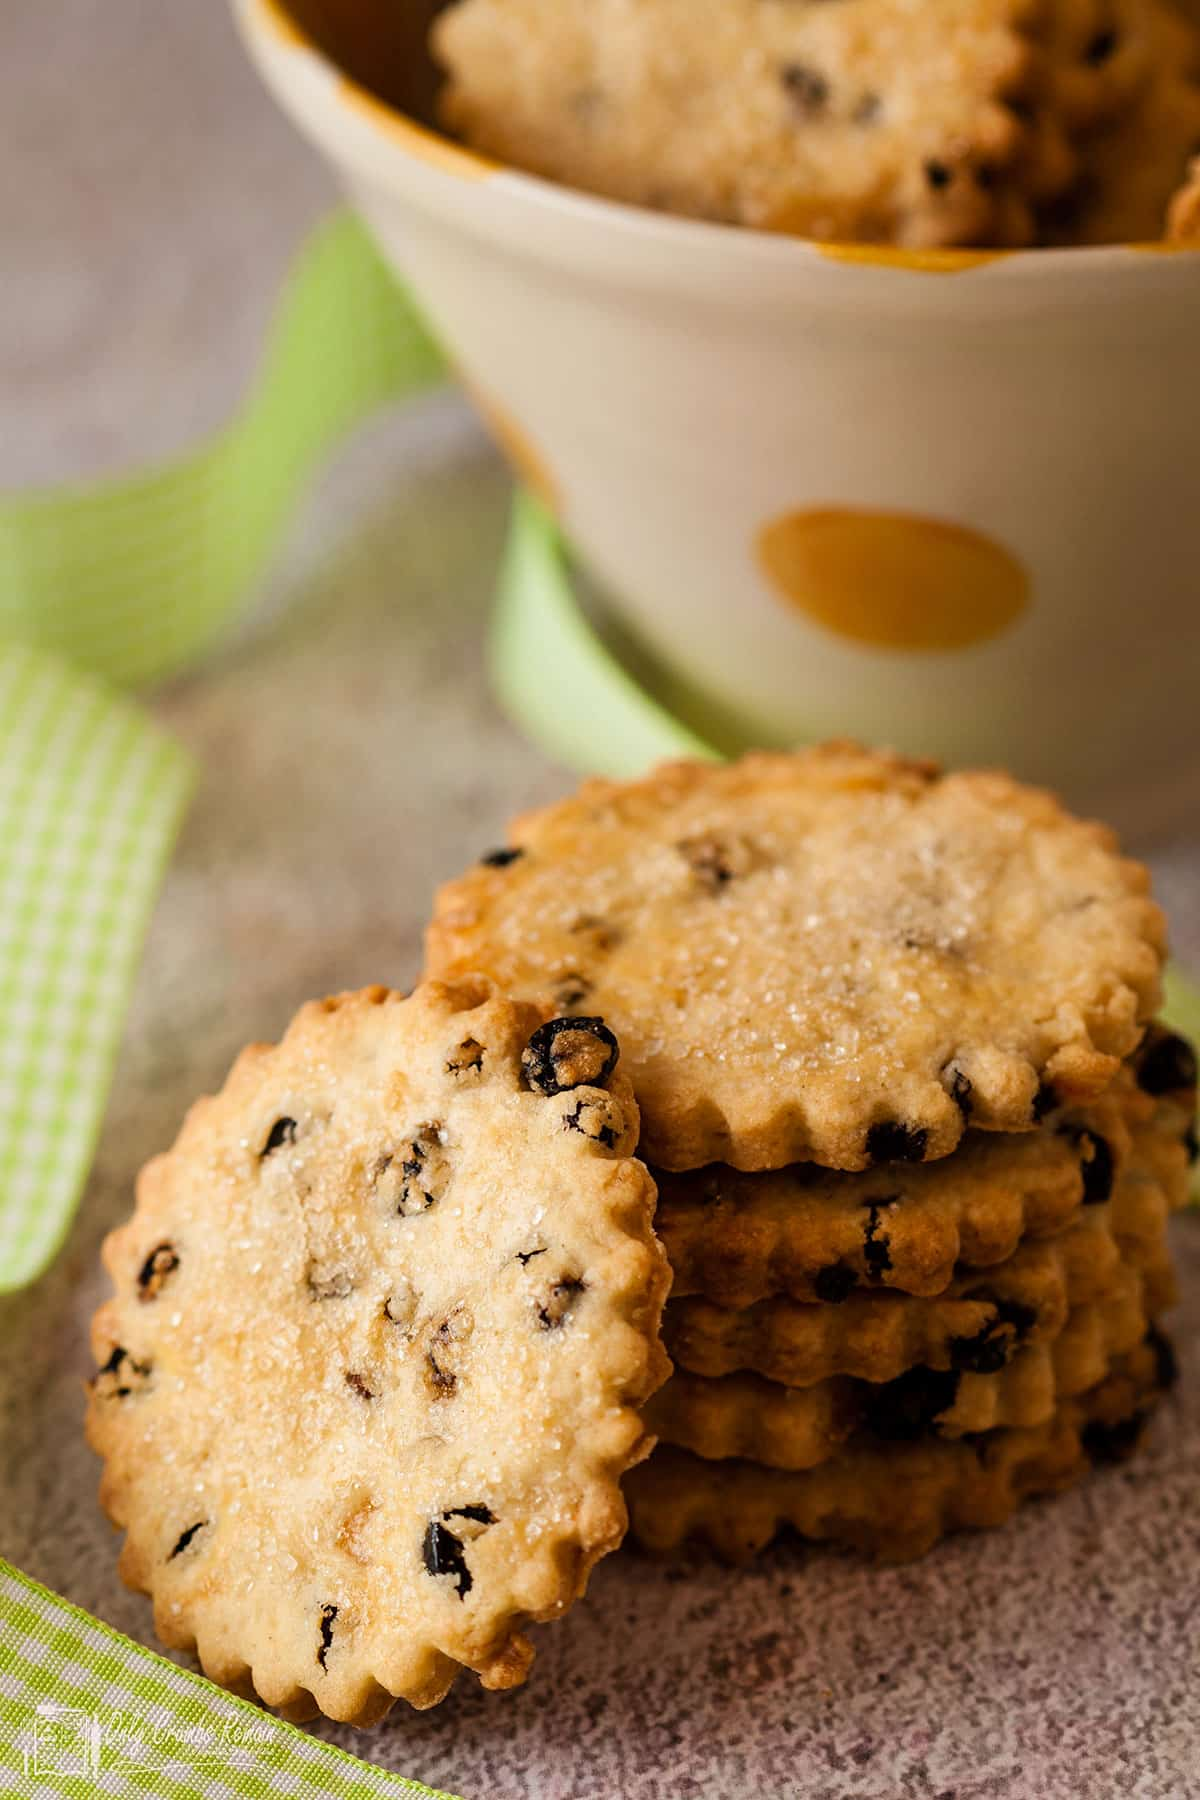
[{"xmin": 4, "ymin": 6, "xmax": 1199, "ymax": 1797}]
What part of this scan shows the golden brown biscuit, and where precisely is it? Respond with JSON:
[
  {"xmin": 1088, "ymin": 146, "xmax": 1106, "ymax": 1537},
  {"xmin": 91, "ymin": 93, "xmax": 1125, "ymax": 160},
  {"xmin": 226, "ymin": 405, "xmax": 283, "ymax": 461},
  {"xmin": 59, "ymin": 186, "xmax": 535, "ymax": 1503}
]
[
  {"xmin": 648, "ymin": 1268, "xmax": 1154, "ymax": 1468},
  {"xmin": 1053, "ymin": 0, "xmax": 1200, "ymax": 240},
  {"xmin": 655, "ymin": 1069, "xmax": 1190, "ymax": 1307},
  {"xmin": 436, "ymin": 0, "xmax": 1068, "ymax": 246},
  {"xmin": 87, "ymin": 983, "xmax": 671, "ymax": 1722},
  {"xmin": 655, "ymin": 1074, "xmax": 1179, "ymax": 1308},
  {"xmin": 427, "ymin": 747, "xmax": 1165, "ymax": 1174},
  {"xmin": 662, "ymin": 1169, "xmax": 1178, "ymax": 1385},
  {"xmin": 628, "ymin": 1335, "xmax": 1173, "ymax": 1562}
]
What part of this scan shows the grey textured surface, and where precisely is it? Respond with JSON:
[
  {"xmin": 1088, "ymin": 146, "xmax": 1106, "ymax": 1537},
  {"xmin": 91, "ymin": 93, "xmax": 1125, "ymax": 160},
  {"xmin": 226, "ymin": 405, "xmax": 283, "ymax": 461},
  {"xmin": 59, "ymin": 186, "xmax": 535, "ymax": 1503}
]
[{"xmin": 4, "ymin": 5, "xmax": 1200, "ymax": 1799}]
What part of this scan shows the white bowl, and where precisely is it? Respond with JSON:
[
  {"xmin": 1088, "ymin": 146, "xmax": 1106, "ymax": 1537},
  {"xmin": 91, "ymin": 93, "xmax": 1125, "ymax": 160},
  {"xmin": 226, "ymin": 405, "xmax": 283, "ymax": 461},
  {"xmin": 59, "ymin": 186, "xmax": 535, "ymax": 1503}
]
[{"xmin": 234, "ymin": 0, "xmax": 1200, "ymax": 834}]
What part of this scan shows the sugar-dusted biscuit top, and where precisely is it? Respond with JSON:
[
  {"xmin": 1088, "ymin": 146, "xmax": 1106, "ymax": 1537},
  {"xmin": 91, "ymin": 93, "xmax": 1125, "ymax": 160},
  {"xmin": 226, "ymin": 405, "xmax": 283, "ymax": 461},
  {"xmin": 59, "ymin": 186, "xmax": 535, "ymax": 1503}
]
[
  {"xmin": 435, "ymin": 0, "xmax": 1069, "ymax": 247},
  {"xmin": 426, "ymin": 745, "xmax": 1166, "ymax": 1174},
  {"xmin": 87, "ymin": 981, "xmax": 670, "ymax": 1723}
]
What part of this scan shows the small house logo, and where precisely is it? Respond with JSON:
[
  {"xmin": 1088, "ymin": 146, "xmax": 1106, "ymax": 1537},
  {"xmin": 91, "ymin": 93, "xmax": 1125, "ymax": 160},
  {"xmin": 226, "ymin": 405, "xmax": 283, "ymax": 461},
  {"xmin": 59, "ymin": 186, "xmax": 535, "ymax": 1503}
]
[{"xmin": 23, "ymin": 1703, "xmax": 101, "ymax": 1779}]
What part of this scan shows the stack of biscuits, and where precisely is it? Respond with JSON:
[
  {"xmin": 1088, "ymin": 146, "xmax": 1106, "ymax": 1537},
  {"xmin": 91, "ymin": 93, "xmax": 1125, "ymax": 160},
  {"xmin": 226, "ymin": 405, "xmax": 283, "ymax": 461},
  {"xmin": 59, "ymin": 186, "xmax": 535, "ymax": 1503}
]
[
  {"xmin": 87, "ymin": 745, "xmax": 1193, "ymax": 1722},
  {"xmin": 635, "ymin": 1029, "xmax": 1193, "ymax": 1560},
  {"xmin": 426, "ymin": 745, "xmax": 1195, "ymax": 1563},
  {"xmin": 434, "ymin": 0, "xmax": 1200, "ymax": 248}
]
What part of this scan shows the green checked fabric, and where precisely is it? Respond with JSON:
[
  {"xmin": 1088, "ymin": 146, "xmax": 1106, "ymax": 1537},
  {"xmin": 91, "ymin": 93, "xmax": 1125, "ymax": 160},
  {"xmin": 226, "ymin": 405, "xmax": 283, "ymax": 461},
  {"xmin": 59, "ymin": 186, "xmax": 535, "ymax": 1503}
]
[
  {"xmin": 0, "ymin": 647, "xmax": 193, "ymax": 1293},
  {"xmin": 0, "ymin": 212, "xmax": 446, "ymax": 690},
  {"xmin": 0, "ymin": 1560, "xmax": 462, "ymax": 1799}
]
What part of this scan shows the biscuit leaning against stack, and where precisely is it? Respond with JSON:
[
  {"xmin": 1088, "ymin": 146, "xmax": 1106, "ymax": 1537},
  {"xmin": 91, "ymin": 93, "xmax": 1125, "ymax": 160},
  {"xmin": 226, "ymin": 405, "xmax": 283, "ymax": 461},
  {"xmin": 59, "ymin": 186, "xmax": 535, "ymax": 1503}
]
[
  {"xmin": 88, "ymin": 745, "xmax": 1193, "ymax": 1724},
  {"xmin": 87, "ymin": 982, "xmax": 671, "ymax": 1722},
  {"xmin": 426, "ymin": 744, "xmax": 1195, "ymax": 1564}
]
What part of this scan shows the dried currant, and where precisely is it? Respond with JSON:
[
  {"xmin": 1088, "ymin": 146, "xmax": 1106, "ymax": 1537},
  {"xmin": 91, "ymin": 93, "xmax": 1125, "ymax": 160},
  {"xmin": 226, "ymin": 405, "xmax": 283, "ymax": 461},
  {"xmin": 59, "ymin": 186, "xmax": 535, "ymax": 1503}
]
[
  {"xmin": 521, "ymin": 1018, "xmax": 619, "ymax": 1097},
  {"xmin": 1071, "ymin": 1130, "xmax": 1115, "ymax": 1206},
  {"xmin": 569, "ymin": 913, "xmax": 621, "ymax": 953},
  {"xmin": 536, "ymin": 1276, "xmax": 585, "ymax": 1330},
  {"xmin": 1084, "ymin": 27, "xmax": 1118, "ymax": 64},
  {"xmin": 136, "ymin": 1242, "xmax": 179, "ymax": 1302},
  {"xmin": 446, "ymin": 1503, "xmax": 495, "ymax": 1527},
  {"xmin": 307, "ymin": 1265, "xmax": 355, "ymax": 1301},
  {"xmin": 375, "ymin": 1125, "xmax": 450, "ymax": 1217},
  {"xmin": 1135, "ymin": 1032, "xmax": 1197, "ymax": 1096},
  {"xmin": 865, "ymin": 1122, "xmax": 928, "ymax": 1165},
  {"xmin": 93, "ymin": 1346, "xmax": 151, "ymax": 1400},
  {"xmin": 261, "ymin": 1116, "xmax": 297, "ymax": 1157},
  {"xmin": 480, "ymin": 847, "xmax": 524, "ymax": 868},
  {"xmin": 383, "ymin": 1285, "xmax": 417, "ymax": 1329},
  {"xmin": 676, "ymin": 833, "xmax": 753, "ymax": 891},
  {"xmin": 425, "ymin": 1310, "xmax": 472, "ymax": 1398},
  {"xmin": 949, "ymin": 1298, "xmax": 1038, "ymax": 1375},
  {"xmin": 1032, "ymin": 1084, "xmax": 1057, "ymax": 1123},
  {"xmin": 554, "ymin": 973, "xmax": 591, "ymax": 1011},
  {"xmin": 422, "ymin": 1505, "xmax": 495, "ymax": 1599},
  {"xmin": 944, "ymin": 1066, "xmax": 973, "ymax": 1118},
  {"xmin": 924, "ymin": 159, "xmax": 953, "ymax": 191},
  {"xmin": 168, "ymin": 1520, "xmax": 207, "ymax": 1561},
  {"xmin": 781, "ymin": 63, "xmax": 830, "ymax": 114},
  {"xmin": 445, "ymin": 1037, "xmax": 485, "ymax": 1078},
  {"xmin": 861, "ymin": 1201, "xmax": 896, "ymax": 1280},
  {"xmin": 867, "ymin": 1366, "xmax": 961, "ymax": 1441},
  {"xmin": 561, "ymin": 1093, "xmax": 623, "ymax": 1150},
  {"xmin": 813, "ymin": 1264, "xmax": 856, "ymax": 1305},
  {"xmin": 317, "ymin": 1604, "xmax": 338, "ymax": 1669}
]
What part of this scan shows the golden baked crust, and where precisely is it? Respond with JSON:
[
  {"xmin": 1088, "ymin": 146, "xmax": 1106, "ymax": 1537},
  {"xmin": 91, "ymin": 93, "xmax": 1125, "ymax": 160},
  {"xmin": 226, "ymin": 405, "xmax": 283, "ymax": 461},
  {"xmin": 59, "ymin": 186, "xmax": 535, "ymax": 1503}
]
[
  {"xmin": 662, "ymin": 1162, "xmax": 1179, "ymax": 1384},
  {"xmin": 426, "ymin": 746, "xmax": 1166, "ymax": 1174},
  {"xmin": 654, "ymin": 1070, "xmax": 1189, "ymax": 1304},
  {"xmin": 435, "ymin": 0, "xmax": 1065, "ymax": 246},
  {"xmin": 87, "ymin": 982, "xmax": 671, "ymax": 1722},
  {"xmin": 627, "ymin": 1337, "xmax": 1172, "ymax": 1561},
  {"xmin": 649, "ymin": 1266, "xmax": 1157, "ymax": 1466},
  {"xmin": 1055, "ymin": 0, "xmax": 1200, "ymax": 240}
]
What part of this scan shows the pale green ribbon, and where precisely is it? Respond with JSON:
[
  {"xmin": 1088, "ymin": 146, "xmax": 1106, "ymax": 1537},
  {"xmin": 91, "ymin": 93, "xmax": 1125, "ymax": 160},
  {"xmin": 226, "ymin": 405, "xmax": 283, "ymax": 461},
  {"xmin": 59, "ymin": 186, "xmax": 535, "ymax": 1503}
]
[{"xmin": 0, "ymin": 207, "xmax": 1196, "ymax": 1794}]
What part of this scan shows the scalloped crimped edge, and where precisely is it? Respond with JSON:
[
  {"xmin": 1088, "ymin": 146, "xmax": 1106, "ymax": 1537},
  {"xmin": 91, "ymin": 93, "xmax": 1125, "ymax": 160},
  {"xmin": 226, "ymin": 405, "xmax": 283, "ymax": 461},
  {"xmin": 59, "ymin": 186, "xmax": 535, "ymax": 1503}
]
[
  {"xmin": 655, "ymin": 1071, "xmax": 1189, "ymax": 1308},
  {"xmin": 627, "ymin": 1340, "xmax": 1169, "ymax": 1564},
  {"xmin": 425, "ymin": 745, "xmax": 1167, "ymax": 1175},
  {"xmin": 646, "ymin": 1262, "xmax": 1153, "ymax": 1470},
  {"xmin": 86, "ymin": 981, "xmax": 672, "ymax": 1724},
  {"xmin": 662, "ymin": 1196, "xmax": 1179, "ymax": 1387},
  {"xmin": 435, "ymin": 0, "xmax": 1138, "ymax": 247}
]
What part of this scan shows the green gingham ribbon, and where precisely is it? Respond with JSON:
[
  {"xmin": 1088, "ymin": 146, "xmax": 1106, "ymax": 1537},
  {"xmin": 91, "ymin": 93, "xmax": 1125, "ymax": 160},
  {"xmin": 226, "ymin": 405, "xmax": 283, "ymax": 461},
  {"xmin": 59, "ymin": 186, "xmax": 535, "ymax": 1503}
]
[{"xmin": 0, "ymin": 1561, "xmax": 461, "ymax": 1799}]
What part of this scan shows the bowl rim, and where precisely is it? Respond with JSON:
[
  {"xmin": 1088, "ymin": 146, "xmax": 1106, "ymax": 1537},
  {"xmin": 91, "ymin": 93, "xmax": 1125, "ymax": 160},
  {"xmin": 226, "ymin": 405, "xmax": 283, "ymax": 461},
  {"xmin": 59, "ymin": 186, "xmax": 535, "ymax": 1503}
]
[{"xmin": 247, "ymin": 0, "xmax": 1200, "ymax": 278}]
